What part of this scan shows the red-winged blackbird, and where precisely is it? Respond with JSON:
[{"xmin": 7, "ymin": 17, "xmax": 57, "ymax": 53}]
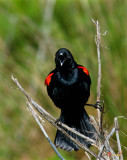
[{"xmin": 45, "ymin": 48, "xmax": 96, "ymax": 151}]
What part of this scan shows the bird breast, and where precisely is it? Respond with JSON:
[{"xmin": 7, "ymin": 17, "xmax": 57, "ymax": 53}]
[{"xmin": 56, "ymin": 69, "xmax": 79, "ymax": 86}]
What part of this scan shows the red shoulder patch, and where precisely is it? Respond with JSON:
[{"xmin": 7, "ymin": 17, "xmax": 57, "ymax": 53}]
[
  {"xmin": 78, "ymin": 66, "xmax": 89, "ymax": 76},
  {"xmin": 45, "ymin": 73, "xmax": 54, "ymax": 86}
]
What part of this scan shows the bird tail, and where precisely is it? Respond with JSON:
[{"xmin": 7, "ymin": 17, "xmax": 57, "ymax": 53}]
[{"xmin": 54, "ymin": 110, "xmax": 96, "ymax": 151}]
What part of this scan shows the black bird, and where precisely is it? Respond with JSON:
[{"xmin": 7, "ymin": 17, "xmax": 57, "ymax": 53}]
[{"xmin": 45, "ymin": 48, "xmax": 96, "ymax": 151}]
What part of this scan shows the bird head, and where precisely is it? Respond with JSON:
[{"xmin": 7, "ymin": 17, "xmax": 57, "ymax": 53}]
[{"xmin": 55, "ymin": 48, "xmax": 77, "ymax": 69}]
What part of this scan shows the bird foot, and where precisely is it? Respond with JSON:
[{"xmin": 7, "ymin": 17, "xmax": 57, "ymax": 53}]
[{"xmin": 86, "ymin": 101, "xmax": 103, "ymax": 112}]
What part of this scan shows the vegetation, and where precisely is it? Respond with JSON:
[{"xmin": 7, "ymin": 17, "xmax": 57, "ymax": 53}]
[{"xmin": 0, "ymin": 0, "xmax": 127, "ymax": 159}]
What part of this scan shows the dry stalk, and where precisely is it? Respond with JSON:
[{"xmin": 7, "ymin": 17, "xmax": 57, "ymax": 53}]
[
  {"xmin": 92, "ymin": 19, "xmax": 102, "ymax": 127},
  {"xmin": 114, "ymin": 117, "xmax": 123, "ymax": 160},
  {"xmin": 27, "ymin": 101, "xmax": 65, "ymax": 160},
  {"xmin": 92, "ymin": 19, "xmax": 124, "ymax": 160}
]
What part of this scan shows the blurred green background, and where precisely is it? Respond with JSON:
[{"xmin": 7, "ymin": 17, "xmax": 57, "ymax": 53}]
[{"xmin": 0, "ymin": 0, "xmax": 127, "ymax": 159}]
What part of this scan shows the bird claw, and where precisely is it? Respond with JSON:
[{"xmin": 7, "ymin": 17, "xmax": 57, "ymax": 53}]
[
  {"xmin": 86, "ymin": 101, "xmax": 104, "ymax": 112},
  {"xmin": 95, "ymin": 101, "xmax": 103, "ymax": 111},
  {"xmin": 94, "ymin": 101, "xmax": 109, "ymax": 113},
  {"xmin": 94, "ymin": 101, "xmax": 103, "ymax": 112}
]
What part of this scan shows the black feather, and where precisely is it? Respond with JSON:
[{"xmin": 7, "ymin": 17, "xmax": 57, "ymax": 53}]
[
  {"xmin": 54, "ymin": 109, "xmax": 96, "ymax": 151},
  {"xmin": 45, "ymin": 48, "xmax": 96, "ymax": 151}
]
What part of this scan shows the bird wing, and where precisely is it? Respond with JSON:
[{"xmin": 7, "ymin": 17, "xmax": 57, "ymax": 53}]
[
  {"xmin": 45, "ymin": 72, "xmax": 54, "ymax": 86},
  {"xmin": 77, "ymin": 65, "xmax": 89, "ymax": 76}
]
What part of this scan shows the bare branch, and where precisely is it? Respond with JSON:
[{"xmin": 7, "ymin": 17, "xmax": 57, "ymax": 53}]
[
  {"xmin": 92, "ymin": 19, "xmax": 102, "ymax": 128},
  {"xmin": 97, "ymin": 128, "xmax": 116, "ymax": 159},
  {"xmin": 110, "ymin": 138, "xmax": 127, "ymax": 151},
  {"xmin": 92, "ymin": 19, "xmax": 124, "ymax": 160},
  {"xmin": 57, "ymin": 121, "xmax": 96, "ymax": 145},
  {"xmin": 85, "ymin": 152, "xmax": 91, "ymax": 160},
  {"xmin": 104, "ymin": 140, "xmax": 119, "ymax": 160},
  {"xmin": 114, "ymin": 117, "xmax": 123, "ymax": 160},
  {"xmin": 27, "ymin": 101, "xmax": 65, "ymax": 160}
]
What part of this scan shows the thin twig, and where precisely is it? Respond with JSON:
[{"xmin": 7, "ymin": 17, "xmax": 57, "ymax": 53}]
[
  {"xmin": 97, "ymin": 126, "xmax": 122, "ymax": 160},
  {"xmin": 90, "ymin": 116, "xmax": 118, "ymax": 160},
  {"xmin": 105, "ymin": 140, "xmax": 119, "ymax": 160},
  {"xmin": 92, "ymin": 19, "xmax": 101, "ymax": 126},
  {"xmin": 116, "ymin": 116, "xmax": 127, "ymax": 120},
  {"xmin": 57, "ymin": 121, "xmax": 96, "ymax": 145},
  {"xmin": 110, "ymin": 138, "xmax": 127, "ymax": 151},
  {"xmin": 97, "ymin": 127, "xmax": 115, "ymax": 159},
  {"xmin": 114, "ymin": 117, "xmax": 123, "ymax": 160},
  {"xmin": 27, "ymin": 101, "xmax": 65, "ymax": 160},
  {"xmin": 85, "ymin": 152, "xmax": 91, "ymax": 160},
  {"xmin": 120, "ymin": 131, "xmax": 127, "ymax": 137}
]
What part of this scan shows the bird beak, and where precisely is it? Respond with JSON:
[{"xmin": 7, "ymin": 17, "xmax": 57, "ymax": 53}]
[
  {"xmin": 59, "ymin": 53, "xmax": 65, "ymax": 66},
  {"xmin": 60, "ymin": 60, "xmax": 64, "ymax": 66}
]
